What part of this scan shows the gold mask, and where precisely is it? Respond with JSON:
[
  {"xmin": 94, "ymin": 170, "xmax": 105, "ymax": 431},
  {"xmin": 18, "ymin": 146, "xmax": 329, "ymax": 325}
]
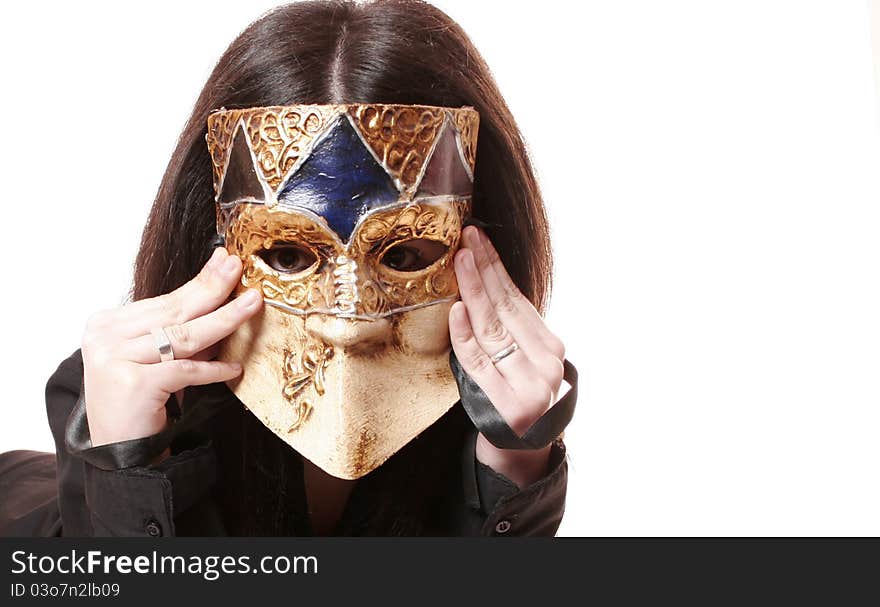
[{"xmin": 205, "ymin": 104, "xmax": 479, "ymax": 479}]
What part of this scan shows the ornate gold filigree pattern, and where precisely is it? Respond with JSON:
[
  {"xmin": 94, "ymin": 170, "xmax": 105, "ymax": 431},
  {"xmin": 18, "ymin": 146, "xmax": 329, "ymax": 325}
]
[
  {"xmin": 225, "ymin": 200, "xmax": 469, "ymax": 318},
  {"xmin": 452, "ymin": 110, "xmax": 479, "ymax": 174},
  {"xmin": 347, "ymin": 105, "xmax": 445, "ymax": 194},
  {"xmin": 224, "ymin": 205, "xmax": 337, "ymax": 311},
  {"xmin": 348, "ymin": 200, "xmax": 469, "ymax": 314},
  {"xmin": 207, "ymin": 104, "xmax": 479, "ymax": 203},
  {"xmin": 206, "ymin": 105, "xmax": 338, "ymax": 194},
  {"xmin": 282, "ymin": 341, "xmax": 334, "ymax": 432}
]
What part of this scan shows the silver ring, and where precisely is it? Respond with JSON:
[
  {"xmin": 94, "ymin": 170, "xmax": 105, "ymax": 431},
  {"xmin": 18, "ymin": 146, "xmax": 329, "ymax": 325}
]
[
  {"xmin": 150, "ymin": 327, "xmax": 175, "ymax": 362},
  {"xmin": 490, "ymin": 342, "xmax": 519, "ymax": 364}
]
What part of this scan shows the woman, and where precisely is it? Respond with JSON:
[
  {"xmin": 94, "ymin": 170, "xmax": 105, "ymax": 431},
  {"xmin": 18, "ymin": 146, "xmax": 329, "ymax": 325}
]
[{"xmin": 0, "ymin": 0, "xmax": 576, "ymax": 536}]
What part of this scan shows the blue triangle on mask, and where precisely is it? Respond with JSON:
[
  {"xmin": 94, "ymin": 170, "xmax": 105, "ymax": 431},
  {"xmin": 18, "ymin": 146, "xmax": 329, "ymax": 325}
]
[{"xmin": 276, "ymin": 115, "xmax": 400, "ymax": 242}]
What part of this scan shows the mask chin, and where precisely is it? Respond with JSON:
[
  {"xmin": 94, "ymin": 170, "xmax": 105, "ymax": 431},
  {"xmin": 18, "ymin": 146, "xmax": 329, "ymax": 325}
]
[{"xmin": 219, "ymin": 301, "xmax": 460, "ymax": 479}]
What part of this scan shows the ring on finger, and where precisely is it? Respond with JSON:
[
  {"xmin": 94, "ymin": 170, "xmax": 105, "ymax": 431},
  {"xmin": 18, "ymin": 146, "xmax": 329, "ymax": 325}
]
[
  {"xmin": 150, "ymin": 327, "xmax": 175, "ymax": 362},
  {"xmin": 490, "ymin": 341, "xmax": 519, "ymax": 364}
]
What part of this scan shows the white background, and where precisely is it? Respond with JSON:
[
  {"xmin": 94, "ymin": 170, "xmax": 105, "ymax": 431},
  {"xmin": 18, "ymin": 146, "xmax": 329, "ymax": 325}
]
[{"xmin": 1, "ymin": 0, "xmax": 878, "ymax": 536}]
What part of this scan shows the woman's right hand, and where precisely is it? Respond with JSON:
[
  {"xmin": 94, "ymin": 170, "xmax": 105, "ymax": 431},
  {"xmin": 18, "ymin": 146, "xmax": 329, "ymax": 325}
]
[{"xmin": 80, "ymin": 247, "xmax": 263, "ymax": 447}]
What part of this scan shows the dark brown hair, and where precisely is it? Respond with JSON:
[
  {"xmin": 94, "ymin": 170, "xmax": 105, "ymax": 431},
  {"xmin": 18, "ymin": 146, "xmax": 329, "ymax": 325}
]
[
  {"xmin": 131, "ymin": 0, "xmax": 553, "ymax": 535},
  {"xmin": 132, "ymin": 0, "xmax": 552, "ymax": 309}
]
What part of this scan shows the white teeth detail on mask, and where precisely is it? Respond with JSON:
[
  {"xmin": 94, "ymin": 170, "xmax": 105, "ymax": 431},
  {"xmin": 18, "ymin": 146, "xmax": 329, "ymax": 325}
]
[{"xmin": 332, "ymin": 255, "xmax": 360, "ymax": 314}]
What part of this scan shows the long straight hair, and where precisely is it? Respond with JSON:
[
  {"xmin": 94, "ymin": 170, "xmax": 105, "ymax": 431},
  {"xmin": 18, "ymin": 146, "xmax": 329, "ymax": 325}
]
[{"xmin": 131, "ymin": 0, "xmax": 553, "ymax": 535}]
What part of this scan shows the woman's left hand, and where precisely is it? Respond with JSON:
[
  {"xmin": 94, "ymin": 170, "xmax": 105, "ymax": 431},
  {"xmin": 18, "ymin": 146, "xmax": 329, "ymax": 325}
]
[{"xmin": 449, "ymin": 226, "xmax": 567, "ymax": 488}]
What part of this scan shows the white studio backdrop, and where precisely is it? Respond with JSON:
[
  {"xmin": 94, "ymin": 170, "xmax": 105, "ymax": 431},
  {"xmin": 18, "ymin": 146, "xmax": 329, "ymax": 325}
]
[{"xmin": 1, "ymin": 0, "xmax": 878, "ymax": 537}]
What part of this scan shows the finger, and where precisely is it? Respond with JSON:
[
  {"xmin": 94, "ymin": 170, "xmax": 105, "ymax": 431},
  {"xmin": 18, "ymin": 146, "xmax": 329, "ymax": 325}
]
[
  {"xmin": 450, "ymin": 302, "xmax": 552, "ymax": 432},
  {"xmin": 114, "ymin": 246, "xmax": 226, "ymax": 326},
  {"xmin": 119, "ymin": 289, "xmax": 262, "ymax": 364},
  {"xmin": 173, "ymin": 344, "xmax": 222, "ymax": 411},
  {"xmin": 474, "ymin": 227, "xmax": 566, "ymax": 361},
  {"xmin": 190, "ymin": 342, "xmax": 221, "ymax": 362},
  {"xmin": 146, "ymin": 359, "xmax": 243, "ymax": 395},
  {"xmin": 454, "ymin": 248, "xmax": 534, "ymax": 381},
  {"xmin": 464, "ymin": 227, "xmax": 565, "ymax": 388},
  {"xmin": 115, "ymin": 248, "xmax": 245, "ymax": 339},
  {"xmin": 461, "ymin": 226, "xmax": 554, "ymax": 363},
  {"xmin": 448, "ymin": 301, "xmax": 515, "ymax": 405}
]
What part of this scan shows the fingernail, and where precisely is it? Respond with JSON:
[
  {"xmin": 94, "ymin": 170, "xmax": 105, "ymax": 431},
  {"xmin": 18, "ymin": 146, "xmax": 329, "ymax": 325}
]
[
  {"xmin": 461, "ymin": 250, "xmax": 475, "ymax": 271},
  {"xmin": 239, "ymin": 289, "xmax": 261, "ymax": 307},
  {"xmin": 231, "ymin": 362, "xmax": 242, "ymax": 373},
  {"xmin": 465, "ymin": 226, "xmax": 480, "ymax": 248}
]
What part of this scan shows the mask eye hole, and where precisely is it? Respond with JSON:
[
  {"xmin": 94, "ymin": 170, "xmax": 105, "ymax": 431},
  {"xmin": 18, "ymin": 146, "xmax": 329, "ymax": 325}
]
[
  {"xmin": 381, "ymin": 239, "xmax": 449, "ymax": 272},
  {"xmin": 259, "ymin": 244, "xmax": 318, "ymax": 274}
]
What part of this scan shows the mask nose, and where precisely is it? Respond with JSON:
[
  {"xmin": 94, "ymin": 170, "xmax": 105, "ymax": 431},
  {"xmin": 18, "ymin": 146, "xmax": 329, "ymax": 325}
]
[{"xmin": 304, "ymin": 314, "xmax": 392, "ymax": 352}]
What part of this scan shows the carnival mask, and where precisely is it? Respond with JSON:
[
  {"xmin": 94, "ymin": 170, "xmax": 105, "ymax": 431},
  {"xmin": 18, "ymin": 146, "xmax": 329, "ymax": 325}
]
[{"xmin": 205, "ymin": 104, "xmax": 479, "ymax": 479}]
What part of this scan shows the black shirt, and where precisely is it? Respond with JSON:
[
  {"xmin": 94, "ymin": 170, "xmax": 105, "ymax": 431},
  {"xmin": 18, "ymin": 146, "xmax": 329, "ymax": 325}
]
[{"xmin": 0, "ymin": 349, "xmax": 570, "ymax": 536}]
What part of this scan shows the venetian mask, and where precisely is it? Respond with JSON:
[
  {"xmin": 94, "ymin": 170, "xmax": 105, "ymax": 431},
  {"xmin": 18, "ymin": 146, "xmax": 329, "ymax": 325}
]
[{"xmin": 205, "ymin": 103, "xmax": 479, "ymax": 479}]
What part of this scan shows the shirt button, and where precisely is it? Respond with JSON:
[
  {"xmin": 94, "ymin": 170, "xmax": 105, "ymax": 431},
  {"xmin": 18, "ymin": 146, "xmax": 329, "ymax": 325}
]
[
  {"xmin": 145, "ymin": 520, "xmax": 163, "ymax": 537},
  {"xmin": 494, "ymin": 520, "xmax": 512, "ymax": 534}
]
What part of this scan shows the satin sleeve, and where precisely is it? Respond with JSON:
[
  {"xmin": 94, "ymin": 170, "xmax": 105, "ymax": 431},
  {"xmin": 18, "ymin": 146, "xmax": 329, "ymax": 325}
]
[
  {"xmin": 453, "ymin": 358, "xmax": 576, "ymax": 537},
  {"xmin": 457, "ymin": 425, "xmax": 569, "ymax": 536},
  {"xmin": 45, "ymin": 348, "xmax": 220, "ymax": 537}
]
